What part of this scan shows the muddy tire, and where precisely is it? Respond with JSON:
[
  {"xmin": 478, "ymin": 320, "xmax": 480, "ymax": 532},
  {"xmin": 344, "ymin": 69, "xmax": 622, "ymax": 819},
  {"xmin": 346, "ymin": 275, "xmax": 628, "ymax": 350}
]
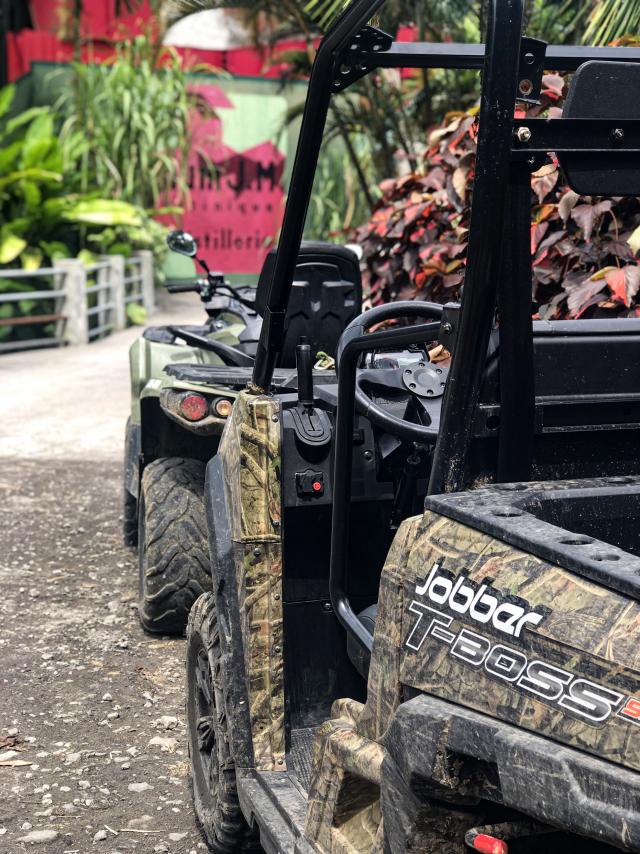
[
  {"xmin": 138, "ymin": 457, "xmax": 210, "ymax": 635},
  {"xmin": 186, "ymin": 594, "xmax": 260, "ymax": 853},
  {"xmin": 123, "ymin": 418, "xmax": 138, "ymax": 548}
]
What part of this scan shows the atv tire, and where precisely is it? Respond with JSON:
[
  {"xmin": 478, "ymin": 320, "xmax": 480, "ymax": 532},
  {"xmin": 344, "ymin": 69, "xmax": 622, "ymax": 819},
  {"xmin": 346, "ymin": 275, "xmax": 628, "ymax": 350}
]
[
  {"xmin": 123, "ymin": 488, "xmax": 138, "ymax": 548},
  {"xmin": 123, "ymin": 418, "xmax": 138, "ymax": 548},
  {"xmin": 138, "ymin": 457, "xmax": 210, "ymax": 635},
  {"xmin": 186, "ymin": 593, "xmax": 260, "ymax": 853}
]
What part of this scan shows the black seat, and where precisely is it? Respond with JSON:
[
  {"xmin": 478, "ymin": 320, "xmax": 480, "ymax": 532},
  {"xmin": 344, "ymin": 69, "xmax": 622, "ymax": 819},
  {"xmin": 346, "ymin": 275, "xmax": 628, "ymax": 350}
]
[
  {"xmin": 256, "ymin": 241, "xmax": 362, "ymax": 367},
  {"xmin": 143, "ymin": 323, "xmax": 214, "ymax": 345}
]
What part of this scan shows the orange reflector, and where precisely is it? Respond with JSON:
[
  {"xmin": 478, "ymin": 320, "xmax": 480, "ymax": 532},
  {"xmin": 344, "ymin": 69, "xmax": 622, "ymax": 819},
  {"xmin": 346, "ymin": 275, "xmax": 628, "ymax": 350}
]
[
  {"xmin": 179, "ymin": 393, "xmax": 209, "ymax": 422},
  {"xmin": 472, "ymin": 835, "xmax": 508, "ymax": 854},
  {"xmin": 213, "ymin": 398, "xmax": 233, "ymax": 418}
]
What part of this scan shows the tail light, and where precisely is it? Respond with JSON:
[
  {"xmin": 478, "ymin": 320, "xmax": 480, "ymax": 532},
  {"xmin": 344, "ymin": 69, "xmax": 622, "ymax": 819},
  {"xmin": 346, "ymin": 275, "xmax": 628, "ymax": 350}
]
[
  {"xmin": 465, "ymin": 830, "xmax": 508, "ymax": 854},
  {"xmin": 212, "ymin": 398, "xmax": 233, "ymax": 418},
  {"xmin": 179, "ymin": 393, "xmax": 209, "ymax": 422}
]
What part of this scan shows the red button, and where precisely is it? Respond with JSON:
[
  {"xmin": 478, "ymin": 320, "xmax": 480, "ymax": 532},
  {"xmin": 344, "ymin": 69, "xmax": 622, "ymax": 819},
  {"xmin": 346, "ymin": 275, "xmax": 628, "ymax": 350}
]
[{"xmin": 312, "ymin": 480, "xmax": 322, "ymax": 492}]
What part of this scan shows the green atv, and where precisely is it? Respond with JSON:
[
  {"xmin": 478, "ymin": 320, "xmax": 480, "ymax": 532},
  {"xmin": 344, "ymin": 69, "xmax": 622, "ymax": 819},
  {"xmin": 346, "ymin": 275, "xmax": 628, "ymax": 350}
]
[
  {"xmin": 154, "ymin": 0, "xmax": 640, "ymax": 852},
  {"xmin": 123, "ymin": 229, "xmax": 362, "ymax": 634}
]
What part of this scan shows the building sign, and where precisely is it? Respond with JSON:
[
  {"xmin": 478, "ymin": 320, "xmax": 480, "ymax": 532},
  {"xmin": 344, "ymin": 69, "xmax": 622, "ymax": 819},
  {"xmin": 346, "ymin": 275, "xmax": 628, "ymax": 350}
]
[{"xmin": 181, "ymin": 79, "xmax": 302, "ymax": 275}]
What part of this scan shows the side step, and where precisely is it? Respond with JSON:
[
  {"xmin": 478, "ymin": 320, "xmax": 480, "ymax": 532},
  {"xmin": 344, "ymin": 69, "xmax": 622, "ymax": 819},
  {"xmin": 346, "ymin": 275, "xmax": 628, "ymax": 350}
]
[{"xmin": 237, "ymin": 770, "xmax": 315, "ymax": 854}]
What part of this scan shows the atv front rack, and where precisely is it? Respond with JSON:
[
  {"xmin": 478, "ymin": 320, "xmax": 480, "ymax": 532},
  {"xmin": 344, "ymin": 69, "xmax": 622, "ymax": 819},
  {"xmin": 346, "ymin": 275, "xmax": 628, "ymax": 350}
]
[{"xmin": 164, "ymin": 363, "xmax": 338, "ymax": 390}]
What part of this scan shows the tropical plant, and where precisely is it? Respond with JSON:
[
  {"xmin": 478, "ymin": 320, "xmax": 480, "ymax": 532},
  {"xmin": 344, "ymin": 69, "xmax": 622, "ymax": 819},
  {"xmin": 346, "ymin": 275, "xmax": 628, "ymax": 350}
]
[
  {"xmin": 56, "ymin": 34, "xmax": 193, "ymax": 212},
  {"xmin": 584, "ymin": 0, "xmax": 640, "ymax": 46},
  {"xmin": 355, "ymin": 74, "xmax": 640, "ymax": 320},
  {"xmin": 0, "ymin": 84, "xmax": 166, "ymax": 343},
  {"xmin": 305, "ymin": 135, "xmax": 375, "ymax": 237}
]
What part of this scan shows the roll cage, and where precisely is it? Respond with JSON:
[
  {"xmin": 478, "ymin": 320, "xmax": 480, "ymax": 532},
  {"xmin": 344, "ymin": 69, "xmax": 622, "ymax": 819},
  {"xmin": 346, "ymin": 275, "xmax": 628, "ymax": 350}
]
[
  {"xmin": 251, "ymin": 0, "xmax": 640, "ymax": 652},
  {"xmin": 252, "ymin": 0, "xmax": 640, "ymax": 474}
]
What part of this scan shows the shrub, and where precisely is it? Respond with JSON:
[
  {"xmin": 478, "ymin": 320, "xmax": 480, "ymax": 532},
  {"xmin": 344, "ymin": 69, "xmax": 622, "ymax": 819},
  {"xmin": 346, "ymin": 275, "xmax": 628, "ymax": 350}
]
[
  {"xmin": 0, "ymin": 83, "xmax": 165, "ymax": 343},
  {"xmin": 355, "ymin": 74, "xmax": 640, "ymax": 320}
]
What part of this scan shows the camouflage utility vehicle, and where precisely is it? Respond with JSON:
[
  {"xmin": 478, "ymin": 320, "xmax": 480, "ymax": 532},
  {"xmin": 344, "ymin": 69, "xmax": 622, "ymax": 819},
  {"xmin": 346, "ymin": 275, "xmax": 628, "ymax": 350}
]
[
  {"xmin": 124, "ymin": 230, "xmax": 362, "ymax": 633},
  {"xmin": 173, "ymin": 0, "xmax": 640, "ymax": 852}
]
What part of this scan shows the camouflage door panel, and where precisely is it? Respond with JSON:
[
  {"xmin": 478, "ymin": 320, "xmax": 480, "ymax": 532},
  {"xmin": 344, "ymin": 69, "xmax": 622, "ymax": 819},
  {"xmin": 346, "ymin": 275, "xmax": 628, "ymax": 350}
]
[{"xmin": 219, "ymin": 390, "xmax": 285, "ymax": 771}]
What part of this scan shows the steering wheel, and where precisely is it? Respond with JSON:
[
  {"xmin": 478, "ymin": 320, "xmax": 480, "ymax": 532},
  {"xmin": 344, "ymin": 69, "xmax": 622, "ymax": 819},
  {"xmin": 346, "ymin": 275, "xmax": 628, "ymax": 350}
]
[{"xmin": 336, "ymin": 301, "xmax": 447, "ymax": 443}]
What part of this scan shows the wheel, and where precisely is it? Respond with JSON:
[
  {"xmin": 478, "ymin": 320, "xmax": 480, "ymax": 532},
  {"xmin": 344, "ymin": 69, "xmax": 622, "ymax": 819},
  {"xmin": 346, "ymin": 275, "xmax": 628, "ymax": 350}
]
[
  {"xmin": 186, "ymin": 593, "xmax": 261, "ymax": 853},
  {"xmin": 123, "ymin": 418, "xmax": 138, "ymax": 548},
  {"xmin": 123, "ymin": 488, "xmax": 138, "ymax": 548},
  {"xmin": 138, "ymin": 457, "xmax": 210, "ymax": 635}
]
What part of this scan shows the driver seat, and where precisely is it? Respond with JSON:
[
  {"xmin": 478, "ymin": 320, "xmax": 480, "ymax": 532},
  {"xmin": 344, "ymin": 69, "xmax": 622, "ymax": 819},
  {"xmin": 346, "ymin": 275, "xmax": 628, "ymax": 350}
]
[{"xmin": 255, "ymin": 241, "xmax": 362, "ymax": 366}]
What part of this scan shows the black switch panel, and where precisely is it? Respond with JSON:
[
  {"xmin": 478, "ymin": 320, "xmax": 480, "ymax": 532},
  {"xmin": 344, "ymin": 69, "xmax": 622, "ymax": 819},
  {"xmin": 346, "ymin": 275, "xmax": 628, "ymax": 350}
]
[{"xmin": 295, "ymin": 469, "xmax": 324, "ymax": 498}]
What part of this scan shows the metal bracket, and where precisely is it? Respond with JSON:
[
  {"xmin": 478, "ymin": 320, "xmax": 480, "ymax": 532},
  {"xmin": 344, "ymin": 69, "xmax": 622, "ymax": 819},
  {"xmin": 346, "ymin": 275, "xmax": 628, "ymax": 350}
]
[
  {"xmin": 516, "ymin": 36, "xmax": 546, "ymax": 104},
  {"xmin": 332, "ymin": 25, "xmax": 393, "ymax": 93},
  {"xmin": 438, "ymin": 302, "xmax": 461, "ymax": 354}
]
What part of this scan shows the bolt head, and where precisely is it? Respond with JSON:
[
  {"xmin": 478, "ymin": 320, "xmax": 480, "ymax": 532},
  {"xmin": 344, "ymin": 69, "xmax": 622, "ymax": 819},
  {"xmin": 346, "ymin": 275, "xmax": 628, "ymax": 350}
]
[
  {"xmin": 518, "ymin": 78, "xmax": 534, "ymax": 97},
  {"xmin": 516, "ymin": 126, "xmax": 532, "ymax": 143},
  {"xmin": 611, "ymin": 127, "xmax": 625, "ymax": 143}
]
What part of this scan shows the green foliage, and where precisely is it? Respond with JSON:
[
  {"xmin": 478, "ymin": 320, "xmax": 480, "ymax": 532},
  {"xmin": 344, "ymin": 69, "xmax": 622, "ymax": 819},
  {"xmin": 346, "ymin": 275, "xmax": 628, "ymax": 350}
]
[
  {"xmin": 584, "ymin": 0, "xmax": 640, "ymax": 45},
  {"xmin": 56, "ymin": 35, "xmax": 192, "ymax": 212},
  {"xmin": 0, "ymin": 82, "xmax": 168, "ymax": 345},
  {"xmin": 126, "ymin": 302, "xmax": 148, "ymax": 325},
  {"xmin": 0, "ymin": 85, "xmax": 159, "ymax": 269},
  {"xmin": 305, "ymin": 136, "xmax": 374, "ymax": 238},
  {"xmin": 355, "ymin": 75, "xmax": 640, "ymax": 321}
]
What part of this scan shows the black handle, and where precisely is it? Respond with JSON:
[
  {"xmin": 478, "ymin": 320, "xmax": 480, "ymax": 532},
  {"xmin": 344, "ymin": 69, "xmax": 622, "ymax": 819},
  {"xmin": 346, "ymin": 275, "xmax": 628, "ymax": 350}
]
[
  {"xmin": 165, "ymin": 279, "xmax": 203, "ymax": 294},
  {"xmin": 296, "ymin": 340, "xmax": 314, "ymax": 407}
]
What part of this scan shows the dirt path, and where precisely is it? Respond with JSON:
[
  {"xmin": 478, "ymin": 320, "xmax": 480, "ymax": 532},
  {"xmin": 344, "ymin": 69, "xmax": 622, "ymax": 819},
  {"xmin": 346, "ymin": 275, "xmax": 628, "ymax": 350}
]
[{"xmin": 0, "ymin": 296, "xmax": 211, "ymax": 854}]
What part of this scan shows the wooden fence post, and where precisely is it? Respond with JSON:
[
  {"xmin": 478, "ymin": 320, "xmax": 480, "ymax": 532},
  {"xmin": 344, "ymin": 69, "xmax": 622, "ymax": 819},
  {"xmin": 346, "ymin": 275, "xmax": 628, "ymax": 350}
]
[
  {"xmin": 56, "ymin": 259, "xmax": 88, "ymax": 346},
  {"xmin": 103, "ymin": 255, "xmax": 126, "ymax": 332},
  {"xmin": 137, "ymin": 250, "xmax": 155, "ymax": 314}
]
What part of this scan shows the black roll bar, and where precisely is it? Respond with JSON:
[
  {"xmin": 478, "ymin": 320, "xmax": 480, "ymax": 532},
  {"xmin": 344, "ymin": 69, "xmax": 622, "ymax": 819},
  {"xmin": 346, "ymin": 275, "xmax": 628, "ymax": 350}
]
[
  {"xmin": 250, "ymin": 0, "xmax": 387, "ymax": 391},
  {"xmin": 364, "ymin": 42, "xmax": 640, "ymax": 71},
  {"xmin": 428, "ymin": 0, "xmax": 525, "ymax": 494},
  {"xmin": 329, "ymin": 321, "xmax": 442, "ymax": 652}
]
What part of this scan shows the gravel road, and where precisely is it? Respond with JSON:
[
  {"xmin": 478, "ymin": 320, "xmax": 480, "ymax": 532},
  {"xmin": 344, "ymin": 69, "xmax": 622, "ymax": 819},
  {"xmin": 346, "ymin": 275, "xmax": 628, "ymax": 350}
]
[{"xmin": 0, "ymin": 295, "xmax": 211, "ymax": 854}]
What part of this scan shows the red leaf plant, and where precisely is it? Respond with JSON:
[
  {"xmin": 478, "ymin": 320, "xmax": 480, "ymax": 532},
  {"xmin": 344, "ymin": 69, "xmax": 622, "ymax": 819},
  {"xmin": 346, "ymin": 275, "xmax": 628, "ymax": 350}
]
[{"xmin": 354, "ymin": 75, "xmax": 640, "ymax": 320}]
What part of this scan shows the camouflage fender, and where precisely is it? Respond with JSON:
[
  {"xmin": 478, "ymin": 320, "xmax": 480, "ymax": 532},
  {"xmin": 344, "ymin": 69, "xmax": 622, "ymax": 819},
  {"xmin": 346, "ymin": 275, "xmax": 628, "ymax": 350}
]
[
  {"xmin": 305, "ymin": 504, "xmax": 640, "ymax": 851},
  {"xmin": 218, "ymin": 390, "xmax": 285, "ymax": 772},
  {"xmin": 398, "ymin": 510, "xmax": 640, "ymax": 771}
]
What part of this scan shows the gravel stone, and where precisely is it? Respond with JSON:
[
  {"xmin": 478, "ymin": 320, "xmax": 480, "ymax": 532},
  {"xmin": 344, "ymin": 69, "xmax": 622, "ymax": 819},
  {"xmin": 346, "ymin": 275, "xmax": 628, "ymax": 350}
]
[
  {"xmin": 0, "ymin": 303, "xmax": 208, "ymax": 854},
  {"xmin": 16, "ymin": 829, "xmax": 59, "ymax": 844},
  {"xmin": 128, "ymin": 782, "xmax": 154, "ymax": 793}
]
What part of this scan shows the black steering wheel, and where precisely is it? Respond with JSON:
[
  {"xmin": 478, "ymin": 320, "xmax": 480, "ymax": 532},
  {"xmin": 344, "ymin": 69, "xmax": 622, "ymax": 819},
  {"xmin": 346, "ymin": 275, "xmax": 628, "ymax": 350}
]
[{"xmin": 336, "ymin": 301, "xmax": 447, "ymax": 443}]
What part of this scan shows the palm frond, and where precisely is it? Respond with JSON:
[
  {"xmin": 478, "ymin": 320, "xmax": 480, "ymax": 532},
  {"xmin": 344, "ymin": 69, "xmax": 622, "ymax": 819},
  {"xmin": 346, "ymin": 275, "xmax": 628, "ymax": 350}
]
[{"xmin": 584, "ymin": 0, "xmax": 640, "ymax": 45}]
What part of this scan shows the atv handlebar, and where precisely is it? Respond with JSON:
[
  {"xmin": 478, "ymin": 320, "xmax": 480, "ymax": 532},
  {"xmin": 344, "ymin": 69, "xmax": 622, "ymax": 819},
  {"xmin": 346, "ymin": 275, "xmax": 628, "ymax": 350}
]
[{"xmin": 164, "ymin": 280, "xmax": 204, "ymax": 294}]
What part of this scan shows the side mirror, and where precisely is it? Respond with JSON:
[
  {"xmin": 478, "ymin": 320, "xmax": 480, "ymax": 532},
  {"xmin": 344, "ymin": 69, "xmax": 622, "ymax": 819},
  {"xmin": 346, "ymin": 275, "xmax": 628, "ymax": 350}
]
[{"xmin": 167, "ymin": 230, "xmax": 198, "ymax": 258}]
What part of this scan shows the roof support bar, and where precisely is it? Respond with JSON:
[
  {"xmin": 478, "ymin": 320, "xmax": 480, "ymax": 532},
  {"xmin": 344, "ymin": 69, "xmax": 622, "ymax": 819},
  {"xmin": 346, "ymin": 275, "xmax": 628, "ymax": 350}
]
[
  {"xmin": 250, "ymin": 0, "xmax": 387, "ymax": 392},
  {"xmin": 362, "ymin": 42, "xmax": 640, "ymax": 71},
  {"xmin": 429, "ymin": 0, "xmax": 525, "ymax": 494}
]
